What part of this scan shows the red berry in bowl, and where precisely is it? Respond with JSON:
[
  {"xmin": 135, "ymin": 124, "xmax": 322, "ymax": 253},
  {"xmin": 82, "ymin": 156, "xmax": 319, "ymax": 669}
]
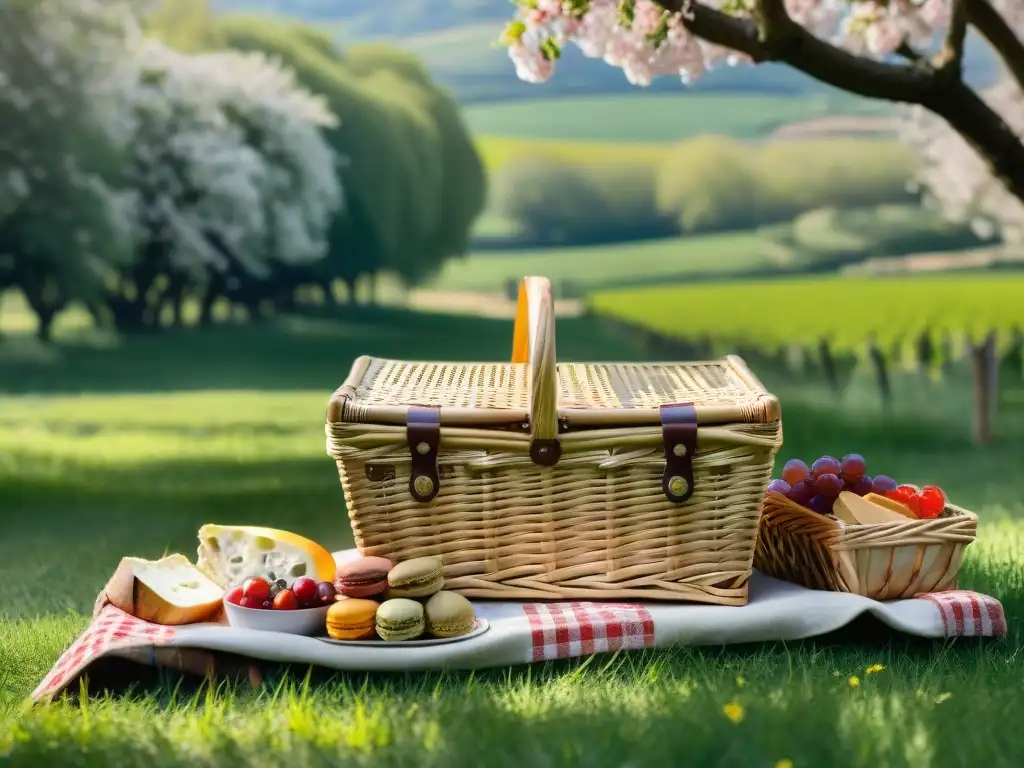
[
  {"xmin": 840, "ymin": 454, "xmax": 866, "ymax": 482},
  {"xmin": 239, "ymin": 595, "xmax": 264, "ymax": 610},
  {"xmin": 242, "ymin": 577, "xmax": 270, "ymax": 602},
  {"xmin": 781, "ymin": 459, "xmax": 810, "ymax": 486},
  {"xmin": 273, "ymin": 589, "xmax": 299, "ymax": 610},
  {"xmin": 811, "ymin": 456, "xmax": 841, "ymax": 480},
  {"xmin": 292, "ymin": 577, "xmax": 319, "ymax": 607},
  {"xmin": 813, "ymin": 472, "xmax": 844, "ymax": 499},
  {"xmin": 317, "ymin": 581, "xmax": 337, "ymax": 605},
  {"xmin": 225, "ymin": 586, "xmax": 244, "ymax": 606},
  {"xmin": 767, "ymin": 479, "xmax": 792, "ymax": 496},
  {"xmin": 918, "ymin": 486, "xmax": 946, "ymax": 519}
]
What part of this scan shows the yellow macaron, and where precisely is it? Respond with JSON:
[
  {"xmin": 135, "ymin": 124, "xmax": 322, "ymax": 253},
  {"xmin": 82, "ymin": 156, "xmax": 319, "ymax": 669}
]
[{"xmin": 325, "ymin": 598, "xmax": 378, "ymax": 640}]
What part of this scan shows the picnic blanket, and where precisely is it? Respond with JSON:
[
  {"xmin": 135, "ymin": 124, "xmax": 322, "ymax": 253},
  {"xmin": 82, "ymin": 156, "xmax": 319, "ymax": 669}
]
[{"xmin": 32, "ymin": 548, "xmax": 1007, "ymax": 704}]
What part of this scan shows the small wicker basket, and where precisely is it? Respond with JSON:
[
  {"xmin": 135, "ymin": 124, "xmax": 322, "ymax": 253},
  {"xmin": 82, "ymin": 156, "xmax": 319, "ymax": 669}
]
[
  {"xmin": 325, "ymin": 276, "xmax": 783, "ymax": 605},
  {"xmin": 754, "ymin": 491, "xmax": 978, "ymax": 599}
]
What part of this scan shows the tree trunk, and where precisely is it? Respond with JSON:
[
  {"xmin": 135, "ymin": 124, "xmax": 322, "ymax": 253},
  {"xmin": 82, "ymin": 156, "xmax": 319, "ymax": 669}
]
[
  {"xmin": 818, "ymin": 338, "xmax": 839, "ymax": 394},
  {"xmin": 867, "ymin": 338, "xmax": 892, "ymax": 411},
  {"xmin": 969, "ymin": 331, "xmax": 997, "ymax": 445}
]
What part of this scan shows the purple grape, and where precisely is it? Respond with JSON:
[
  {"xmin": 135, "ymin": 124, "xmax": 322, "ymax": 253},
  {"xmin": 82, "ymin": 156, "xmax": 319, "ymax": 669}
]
[
  {"xmin": 767, "ymin": 479, "xmax": 792, "ymax": 496},
  {"xmin": 840, "ymin": 454, "xmax": 866, "ymax": 482},
  {"xmin": 847, "ymin": 476, "xmax": 873, "ymax": 497},
  {"xmin": 871, "ymin": 475, "xmax": 898, "ymax": 495},
  {"xmin": 808, "ymin": 495, "xmax": 833, "ymax": 515},
  {"xmin": 788, "ymin": 480, "xmax": 816, "ymax": 506},
  {"xmin": 811, "ymin": 456, "xmax": 841, "ymax": 479},
  {"xmin": 781, "ymin": 459, "xmax": 810, "ymax": 486},
  {"xmin": 813, "ymin": 472, "xmax": 844, "ymax": 499},
  {"xmin": 317, "ymin": 581, "xmax": 337, "ymax": 605}
]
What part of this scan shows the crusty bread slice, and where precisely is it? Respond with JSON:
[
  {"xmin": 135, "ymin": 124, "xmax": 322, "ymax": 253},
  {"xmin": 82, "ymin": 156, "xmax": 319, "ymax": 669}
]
[{"xmin": 103, "ymin": 554, "xmax": 225, "ymax": 625}]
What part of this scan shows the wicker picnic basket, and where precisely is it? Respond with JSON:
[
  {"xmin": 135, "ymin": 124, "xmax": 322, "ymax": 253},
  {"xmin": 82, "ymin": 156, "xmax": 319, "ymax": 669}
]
[
  {"xmin": 325, "ymin": 276, "xmax": 783, "ymax": 605},
  {"xmin": 754, "ymin": 491, "xmax": 978, "ymax": 599}
]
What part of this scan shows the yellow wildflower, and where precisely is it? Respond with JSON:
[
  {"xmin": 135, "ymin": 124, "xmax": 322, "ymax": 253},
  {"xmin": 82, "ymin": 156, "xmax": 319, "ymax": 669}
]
[
  {"xmin": 848, "ymin": 676, "xmax": 861, "ymax": 688},
  {"xmin": 775, "ymin": 761, "xmax": 794, "ymax": 768},
  {"xmin": 865, "ymin": 664, "xmax": 885, "ymax": 675},
  {"xmin": 736, "ymin": 675, "xmax": 746, "ymax": 688},
  {"xmin": 722, "ymin": 698, "xmax": 745, "ymax": 724}
]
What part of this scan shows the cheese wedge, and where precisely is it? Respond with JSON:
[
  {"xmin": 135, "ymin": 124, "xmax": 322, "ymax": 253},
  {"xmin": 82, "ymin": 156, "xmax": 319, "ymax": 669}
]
[
  {"xmin": 833, "ymin": 491, "xmax": 912, "ymax": 526},
  {"xmin": 863, "ymin": 492, "xmax": 917, "ymax": 518},
  {"xmin": 103, "ymin": 554, "xmax": 225, "ymax": 625},
  {"xmin": 197, "ymin": 524, "xmax": 336, "ymax": 589}
]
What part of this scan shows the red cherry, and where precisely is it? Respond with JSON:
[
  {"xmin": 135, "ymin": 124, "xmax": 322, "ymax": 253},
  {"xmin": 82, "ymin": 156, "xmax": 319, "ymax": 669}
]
[
  {"xmin": 273, "ymin": 589, "xmax": 299, "ymax": 610},
  {"xmin": 242, "ymin": 577, "xmax": 271, "ymax": 601},
  {"xmin": 918, "ymin": 486, "xmax": 946, "ymax": 519},
  {"xmin": 239, "ymin": 595, "xmax": 264, "ymax": 609},
  {"xmin": 292, "ymin": 577, "xmax": 319, "ymax": 607},
  {"xmin": 225, "ymin": 586, "xmax": 244, "ymax": 606}
]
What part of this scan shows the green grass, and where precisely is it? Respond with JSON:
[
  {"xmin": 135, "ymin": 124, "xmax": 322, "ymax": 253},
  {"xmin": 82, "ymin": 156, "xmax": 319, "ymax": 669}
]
[
  {"xmin": 427, "ymin": 231, "xmax": 792, "ymax": 294},
  {"xmin": 589, "ymin": 274, "xmax": 1024, "ymax": 353},
  {"xmin": 464, "ymin": 94, "xmax": 894, "ymax": 142},
  {"xmin": 2, "ymin": 302, "xmax": 1024, "ymax": 766}
]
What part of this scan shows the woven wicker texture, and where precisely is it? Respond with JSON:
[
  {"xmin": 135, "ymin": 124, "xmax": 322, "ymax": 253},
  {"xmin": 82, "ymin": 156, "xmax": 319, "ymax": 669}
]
[
  {"xmin": 754, "ymin": 492, "xmax": 978, "ymax": 599},
  {"xmin": 326, "ymin": 277, "xmax": 783, "ymax": 605}
]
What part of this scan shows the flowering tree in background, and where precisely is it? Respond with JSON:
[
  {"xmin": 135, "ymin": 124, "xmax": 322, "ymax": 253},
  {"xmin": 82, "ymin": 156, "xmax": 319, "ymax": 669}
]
[
  {"xmin": 501, "ymin": 0, "xmax": 1024, "ymax": 210},
  {"xmin": 0, "ymin": 0, "xmax": 139, "ymax": 339},
  {"xmin": 112, "ymin": 36, "xmax": 344, "ymax": 329}
]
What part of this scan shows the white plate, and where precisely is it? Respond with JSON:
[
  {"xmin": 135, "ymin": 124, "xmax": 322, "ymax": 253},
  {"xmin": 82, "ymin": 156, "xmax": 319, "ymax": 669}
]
[{"xmin": 318, "ymin": 618, "xmax": 489, "ymax": 647}]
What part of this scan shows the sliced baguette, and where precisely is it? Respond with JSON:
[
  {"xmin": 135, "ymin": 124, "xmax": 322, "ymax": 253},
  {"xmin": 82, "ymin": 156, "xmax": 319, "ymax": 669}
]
[{"xmin": 103, "ymin": 554, "xmax": 225, "ymax": 625}]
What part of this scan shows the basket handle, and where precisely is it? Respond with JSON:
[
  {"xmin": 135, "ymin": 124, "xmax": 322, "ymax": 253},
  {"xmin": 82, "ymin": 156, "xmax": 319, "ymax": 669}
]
[{"xmin": 511, "ymin": 276, "xmax": 561, "ymax": 465}]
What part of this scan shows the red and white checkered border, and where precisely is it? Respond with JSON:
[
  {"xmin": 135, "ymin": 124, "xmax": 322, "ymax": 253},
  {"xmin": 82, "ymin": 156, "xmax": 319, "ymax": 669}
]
[
  {"xmin": 523, "ymin": 601, "xmax": 656, "ymax": 662},
  {"xmin": 32, "ymin": 605, "xmax": 177, "ymax": 701},
  {"xmin": 918, "ymin": 590, "xmax": 1007, "ymax": 638}
]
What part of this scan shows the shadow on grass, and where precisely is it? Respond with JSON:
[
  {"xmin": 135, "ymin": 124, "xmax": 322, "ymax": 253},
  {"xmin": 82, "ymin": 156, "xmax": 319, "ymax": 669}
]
[{"xmin": 0, "ymin": 309, "xmax": 657, "ymax": 395}]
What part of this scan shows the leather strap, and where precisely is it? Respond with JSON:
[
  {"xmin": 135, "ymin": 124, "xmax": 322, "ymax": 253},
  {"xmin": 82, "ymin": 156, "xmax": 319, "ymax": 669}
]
[
  {"xmin": 660, "ymin": 403, "xmax": 697, "ymax": 504},
  {"xmin": 407, "ymin": 406, "xmax": 441, "ymax": 503}
]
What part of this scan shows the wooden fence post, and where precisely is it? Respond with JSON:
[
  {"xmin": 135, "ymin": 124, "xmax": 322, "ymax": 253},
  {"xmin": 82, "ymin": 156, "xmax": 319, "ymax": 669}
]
[{"xmin": 969, "ymin": 331, "xmax": 997, "ymax": 445}]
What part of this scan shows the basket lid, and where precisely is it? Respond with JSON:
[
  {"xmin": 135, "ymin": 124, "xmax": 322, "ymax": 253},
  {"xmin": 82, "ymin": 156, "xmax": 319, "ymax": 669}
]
[{"xmin": 327, "ymin": 354, "xmax": 779, "ymax": 428}]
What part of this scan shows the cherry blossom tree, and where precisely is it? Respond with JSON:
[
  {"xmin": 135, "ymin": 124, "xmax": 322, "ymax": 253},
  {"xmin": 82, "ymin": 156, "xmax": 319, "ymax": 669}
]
[
  {"xmin": 903, "ymin": 77, "xmax": 1024, "ymax": 243},
  {"xmin": 501, "ymin": 1, "xmax": 1024, "ymax": 208}
]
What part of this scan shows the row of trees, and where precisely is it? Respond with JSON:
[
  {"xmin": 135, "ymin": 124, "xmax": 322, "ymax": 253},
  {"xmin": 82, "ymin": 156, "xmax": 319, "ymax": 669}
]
[
  {"xmin": 0, "ymin": 0, "xmax": 486, "ymax": 339},
  {"xmin": 489, "ymin": 136, "xmax": 978, "ymax": 248}
]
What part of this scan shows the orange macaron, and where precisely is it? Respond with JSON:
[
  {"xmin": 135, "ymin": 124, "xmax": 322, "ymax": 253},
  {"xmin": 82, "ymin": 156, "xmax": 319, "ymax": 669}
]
[{"xmin": 325, "ymin": 598, "xmax": 379, "ymax": 640}]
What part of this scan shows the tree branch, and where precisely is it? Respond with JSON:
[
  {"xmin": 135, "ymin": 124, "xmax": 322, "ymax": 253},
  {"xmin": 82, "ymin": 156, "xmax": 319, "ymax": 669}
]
[
  {"xmin": 655, "ymin": 1, "xmax": 1024, "ymax": 206},
  {"xmin": 934, "ymin": 0, "xmax": 968, "ymax": 75},
  {"xmin": 967, "ymin": 0, "xmax": 1024, "ymax": 93},
  {"xmin": 895, "ymin": 41, "xmax": 923, "ymax": 62}
]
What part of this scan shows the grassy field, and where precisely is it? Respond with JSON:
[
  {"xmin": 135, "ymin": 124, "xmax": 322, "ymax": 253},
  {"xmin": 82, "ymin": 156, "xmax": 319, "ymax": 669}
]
[
  {"xmin": 428, "ymin": 231, "xmax": 794, "ymax": 294},
  {"xmin": 589, "ymin": 274, "xmax": 1024, "ymax": 353},
  {"xmin": 463, "ymin": 93, "xmax": 895, "ymax": 142},
  {"xmin": 2, "ymin": 300, "xmax": 1024, "ymax": 766}
]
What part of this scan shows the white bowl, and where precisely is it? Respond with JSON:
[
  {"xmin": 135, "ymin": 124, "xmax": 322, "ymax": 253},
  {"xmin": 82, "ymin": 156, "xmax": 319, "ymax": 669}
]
[{"xmin": 223, "ymin": 599, "xmax": 330, "ymax": 636}]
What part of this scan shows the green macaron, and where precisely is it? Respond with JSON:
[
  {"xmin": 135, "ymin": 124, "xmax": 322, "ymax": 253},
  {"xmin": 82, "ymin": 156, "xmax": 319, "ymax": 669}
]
[
  {"xmin": 424, "ymin": 591, "xmax": 475, "ymax": 638},
  {"xmin": 375, "ymin": 598, "xmax": 425, "ymax": 641},
  {"xmin": 387, "ymin": 556, "xmax": 444, "ymax": 598}
]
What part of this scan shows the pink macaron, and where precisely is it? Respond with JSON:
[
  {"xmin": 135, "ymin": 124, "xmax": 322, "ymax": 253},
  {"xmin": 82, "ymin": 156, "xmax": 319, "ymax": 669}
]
[{"xmin": 334, "ymin": 556, "xmax": 393, "ymax": 598}]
